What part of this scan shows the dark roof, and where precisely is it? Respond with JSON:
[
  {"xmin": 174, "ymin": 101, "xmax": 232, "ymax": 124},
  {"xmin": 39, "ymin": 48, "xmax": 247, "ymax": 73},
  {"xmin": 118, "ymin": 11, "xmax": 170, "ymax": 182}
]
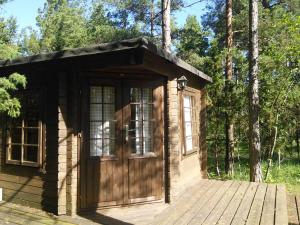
[{"xmin": 0, "ymin": 37, "xmax": 212, "ymax": 82}]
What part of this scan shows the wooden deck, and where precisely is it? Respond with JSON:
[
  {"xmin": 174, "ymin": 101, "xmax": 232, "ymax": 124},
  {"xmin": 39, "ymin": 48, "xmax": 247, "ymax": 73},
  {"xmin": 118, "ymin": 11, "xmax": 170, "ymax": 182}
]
[
  {"xmin": 151, "ymin": 179, "xmax": 288, "ymax": 225},
  {"xmin": 0, "ymin": 179, "xmax": 290, "ymax": 225},
  {"xmin": 287, "ymin": 194, "xmax": 300, "ymax": 225}
]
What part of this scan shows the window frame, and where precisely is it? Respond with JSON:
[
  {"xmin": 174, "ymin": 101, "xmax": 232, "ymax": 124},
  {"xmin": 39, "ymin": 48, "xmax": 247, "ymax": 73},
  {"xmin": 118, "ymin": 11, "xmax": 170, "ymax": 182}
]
[
  {"xmin": 129, "ymin": 87, "xmax": 155, "ymax": 156},
  {"xmin": 181, "ymin": 89, "xmax": 199, "ymax": 156},
  {"xmin": 89, "ymin": 85, "xmax": 117, "ymax": 158},
  {"xmin": 5, "ymin": 89, "xmax": 44, "ymax": 167}
]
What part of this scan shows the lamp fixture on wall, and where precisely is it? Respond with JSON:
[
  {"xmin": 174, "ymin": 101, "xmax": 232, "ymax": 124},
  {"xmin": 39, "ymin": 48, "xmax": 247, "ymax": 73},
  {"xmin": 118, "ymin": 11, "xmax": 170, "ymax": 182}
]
[{"xmin": 177, "ymin": 76, "xmax": 188, "ymax": 90}]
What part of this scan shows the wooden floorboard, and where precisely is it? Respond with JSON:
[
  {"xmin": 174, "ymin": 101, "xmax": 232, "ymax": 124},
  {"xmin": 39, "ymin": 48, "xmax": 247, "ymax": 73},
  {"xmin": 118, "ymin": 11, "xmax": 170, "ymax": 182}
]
[
  {"xmin": 230, "ymin": 182, "xmax": 259, "ymax": 225},
  {"xmin": 275, "ymin": 185, "xmax": 288, "ymax": 225},
  {"xmin": 246, "ymin": 183, "xmax": 268, "ymax": 225},
  {"xmin": 260, "ymin": 184, "xmax": 276, "ymax": 225},
  {"xmin": 216, "ymin": 181, "xmax": 250, "ymax": 225},
  {"xmin": 153, "ymin": 179, "xmax": 215, "ymax": 225},
  {"xmin": 188, "ymin": 180, "xmax": 233, "ymax": 225},
  {"xmin": 173, "ymin": 180, "xmax": 226, "ymax": 225},
  {"xmin": 201, "ymin": 181, "xmax": 241, "ymax": 225},
  {"xmin": 287, "ymin": 194, "xmax": 300, "ymax": 225},
  {"xmin": 0, "ymin": 179, "xmax": 290, "ymax": 225}
]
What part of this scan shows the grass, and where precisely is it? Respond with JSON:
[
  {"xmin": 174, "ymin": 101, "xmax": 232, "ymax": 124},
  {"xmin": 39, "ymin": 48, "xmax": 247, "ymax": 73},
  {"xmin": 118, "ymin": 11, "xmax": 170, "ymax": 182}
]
[{"xmin": 207, "ymin": 146, "xmax": 300, "ymax": 194}]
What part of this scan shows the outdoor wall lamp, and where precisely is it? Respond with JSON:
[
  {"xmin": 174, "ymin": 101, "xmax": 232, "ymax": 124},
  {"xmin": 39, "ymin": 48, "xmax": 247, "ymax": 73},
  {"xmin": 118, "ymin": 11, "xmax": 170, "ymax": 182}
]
[{"xmin": 177, "ymin": 76, "xmax": 188, "ymax": 90}]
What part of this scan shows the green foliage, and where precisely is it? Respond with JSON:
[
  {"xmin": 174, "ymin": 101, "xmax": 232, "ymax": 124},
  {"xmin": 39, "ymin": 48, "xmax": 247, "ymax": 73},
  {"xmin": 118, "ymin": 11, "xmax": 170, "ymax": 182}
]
[
  {"xmin": 0, "ymin": 73, "xmax": 26, "ymax": 118},
  {"xmin": 36, "ymin": 0, "xmax": 88, "ymax": 52},
  {"xmin": 201, "ymin": 0, "xmax": 300, "ymax": 183},
  {"xmin": 0, "ymin": 0, "xmax": 26, "ymax": 118}
]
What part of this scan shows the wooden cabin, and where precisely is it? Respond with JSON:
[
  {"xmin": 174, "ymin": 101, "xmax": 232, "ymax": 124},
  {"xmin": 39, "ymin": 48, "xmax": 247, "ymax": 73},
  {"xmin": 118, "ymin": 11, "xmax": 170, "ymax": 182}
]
[{"xmin": 0, "ymin": 38, "xmax": 212, "ymax": 215}]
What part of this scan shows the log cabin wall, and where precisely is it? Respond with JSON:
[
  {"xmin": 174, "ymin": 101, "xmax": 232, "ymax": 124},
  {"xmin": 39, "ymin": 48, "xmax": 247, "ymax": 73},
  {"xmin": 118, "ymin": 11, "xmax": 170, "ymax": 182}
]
[
  {"xmin": 57, "ymin": 73, "xmax": 80, "ymax": 216},
  {"xmin": 167, "ymin": 75, "xmax": 207, "ymax": 202},
  {"xmin": 0, "ymin": 73, "xmax": 59, "ymax": 213}
]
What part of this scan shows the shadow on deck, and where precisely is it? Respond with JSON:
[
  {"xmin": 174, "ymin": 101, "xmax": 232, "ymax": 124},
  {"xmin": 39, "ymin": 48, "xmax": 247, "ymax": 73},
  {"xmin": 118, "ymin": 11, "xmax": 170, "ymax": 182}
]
[{"xmin": 0, "ymin": 179, "xmax": 291, "ymax": 225}]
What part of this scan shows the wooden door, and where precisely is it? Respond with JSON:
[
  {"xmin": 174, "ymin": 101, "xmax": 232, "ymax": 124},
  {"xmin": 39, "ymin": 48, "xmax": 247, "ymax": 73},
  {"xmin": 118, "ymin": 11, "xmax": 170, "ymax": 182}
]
[
  {"xmin": 123, "ymin": 80, "xmax": 164, "ymax": 204},
  {"xmin": 81, "ymin": 78, "xmax": 163, "ymax": 209}
]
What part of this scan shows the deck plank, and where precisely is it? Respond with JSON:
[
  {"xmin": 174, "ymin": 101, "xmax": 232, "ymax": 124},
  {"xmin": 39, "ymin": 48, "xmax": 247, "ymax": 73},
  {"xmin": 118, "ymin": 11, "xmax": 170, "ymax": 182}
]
[
  {"xmin": 230, "ymin": 182, "xmax": 259, "ymax": 225},
  {"xmin": 287, "ymin": 194, "xmax": 299, "ymax": 225},
  {"xmin": 246, "ymin": 183, "xmax": 268, "ymax": 225},
  {"xmin": 260, "ymin": 184, "xmax": 276, "ymax": 225},
  {"xmin": 188, "ymin": 180, "xmax": 233, "ymax": 225},
  {"xmin": 296, "ymin": 195, "xmax": 300, "ymax": 224},
  {"xmin": 202, "ymin": 181, "xmax": 242, "ymax": 225},
  {"xmin": 216, "ymin": 181, "xmax": 250, "ymax": 225},
  {"xmin": 153, "ymin": 179, "xmax": 213, "ymax": 225},
  {"xmin": 275, "ymin": 185, "xmax": 288, "ymax": 225},
  {"xmin": 173, "ymin": 180, "xmax": 227, "ymax": 225}
]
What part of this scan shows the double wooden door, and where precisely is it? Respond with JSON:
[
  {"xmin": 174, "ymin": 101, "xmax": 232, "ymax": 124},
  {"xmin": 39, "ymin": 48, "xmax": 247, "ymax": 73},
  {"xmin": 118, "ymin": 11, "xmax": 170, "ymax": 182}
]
[{"xmin": 80, "ymin": 78, "xmax": 164, "ymax": 209}]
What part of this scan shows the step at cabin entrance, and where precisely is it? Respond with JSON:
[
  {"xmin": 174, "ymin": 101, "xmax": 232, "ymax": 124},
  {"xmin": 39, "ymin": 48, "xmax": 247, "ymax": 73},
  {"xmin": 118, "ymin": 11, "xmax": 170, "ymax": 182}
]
[{"xmin": 80, "ymin": 78, "xmax": 164, "ymax": 209}]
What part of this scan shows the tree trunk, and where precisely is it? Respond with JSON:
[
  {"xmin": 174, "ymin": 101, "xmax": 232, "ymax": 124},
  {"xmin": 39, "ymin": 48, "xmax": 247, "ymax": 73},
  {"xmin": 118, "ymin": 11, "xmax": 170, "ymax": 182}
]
[
  {"xmin": 248, "ymin": 0, "xmax": 263, "ymax": 182},
  {"xmin": 162, "ymin": 0, "xmax": 171, "ymax": 52},
  {"xmin": 150, "ymin": 0, "xmax": 154, "ymax": 37},
  {"xmin": 225, "ymin": 0, "xmax": 235, "ymax": 176}
]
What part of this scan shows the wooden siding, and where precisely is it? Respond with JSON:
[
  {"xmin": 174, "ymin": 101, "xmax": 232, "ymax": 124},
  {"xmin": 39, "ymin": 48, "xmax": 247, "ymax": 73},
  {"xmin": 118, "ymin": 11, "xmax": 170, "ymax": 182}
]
[
  {"xmin": 0, "ymin": 74, "xmax": 59, "ymax": 213},
  {"xmin": 167, "ymin": 77, "xmax": 207, "ymax": 202}
]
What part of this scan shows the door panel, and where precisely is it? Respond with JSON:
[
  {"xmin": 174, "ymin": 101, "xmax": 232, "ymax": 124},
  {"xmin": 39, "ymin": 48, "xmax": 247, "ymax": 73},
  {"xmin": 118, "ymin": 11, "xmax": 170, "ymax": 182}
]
[
  {"xmin": 123, "ymin": 81, "xmax": 164, "ymax": 203},
  {"xmin": 81, "ymin": 78, "xmax": 163, "ymax": 209}
]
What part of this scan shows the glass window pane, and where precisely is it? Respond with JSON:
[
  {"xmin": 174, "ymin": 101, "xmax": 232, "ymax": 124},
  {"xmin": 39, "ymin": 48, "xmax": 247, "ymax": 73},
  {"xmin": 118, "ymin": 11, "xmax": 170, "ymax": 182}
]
[
  {"xmin": 103, "ymin": 87, "xmax": 115, "ymax": 103},
  {"xmin": 103, "ymin": 139, "xmax": 115, "ymax": 156},
  {"xmin": 90, "ymin": 104, "xmax": 102, "ymax": 121},
  {"xmin": 25, "ymin": 128, "xmax": 39, "ymax": 145},
  {"xmin": 131, "ymin": 121, "xmax": 142, "ymax": 138},
  {"xmin": 24, "ymin": 146, "xmax": 38, "ymax": 162},
  {"xmin": 10, "ymin": 145, "xmax": 21, "ymax": 160},
  {"xmin": 142, "ymin": 88, "xmax": 153, "ymax": 103},
  {"xmin": 143, "ymin": 138, "xmax": 153, "ymax": 153},
  {"xmin": 90, "ymin": 87, "xmax": 102, "ymax": 103},
  {"xmin": 186, "ymin": 137, "xmax": 193, "ymax": 151},
  {"xmin": 131, "ymin": 104, "xmax": 142, "ymax": 121},
  {"xmin": 184, "ymin": 96, "xmax": 191, "ymax": 108},
  {"xmin": 103, "ymin": 104, "xmax": 115, "ymax": 121},
  {"xmin": 90, "ymin": 122, "xmax": 102, "ymax": 139},
  {"xmin": 103, "ymin": 121, "xmax": 115, "ymax": 138},
  {"xmin": 130, "ymin": 88, "xmax": 141, "ymax": 102},
  {"xmin": 11, "ymin": 128, "xmax": 22, "ymax": 144},
  {"xmin": 131, "ymin": 138, "xmax": 142, "ymax": 154},
  {"xmin": 184, "ymin": 108, "xmax": 191, "ymax": 122},
  {"xmin": 90, "ymin": 139, "xmax": 102, "ymax": 156},
  {"xmin": 185, "ymin": 122, "xmax": 192, "ymax": 136},
  {"xmin": 143, "ymin": 121, "xmax": 153, "ymax": 138},
  {"xmin": 143, "ymin": 104, "xmax": 153, "ymax": 121}
]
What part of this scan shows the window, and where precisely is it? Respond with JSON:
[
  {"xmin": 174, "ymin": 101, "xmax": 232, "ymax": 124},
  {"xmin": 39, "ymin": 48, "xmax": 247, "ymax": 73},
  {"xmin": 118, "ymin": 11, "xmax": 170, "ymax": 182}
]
[
  {"xmin": 130, "ymin": 88, "xmax": 154, "ymax": 155},
  {"xmin": 6, "ymin": 90, "xmax": 43, "ymax": 167},
  {"xmin": 89, "ymin": 86, "xmax": 116, "ymax": 156},
  {"xmin": 183, "ymin": 96, "xmax": 194, "ymax": 153}
]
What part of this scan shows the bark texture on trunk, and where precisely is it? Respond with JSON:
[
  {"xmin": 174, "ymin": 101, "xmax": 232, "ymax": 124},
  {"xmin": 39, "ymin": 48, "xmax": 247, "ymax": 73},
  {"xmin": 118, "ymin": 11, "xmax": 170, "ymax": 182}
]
[
  {"xmin": 225, "ymin": 0, "xmax": 235, "ymax": 176},
  {"xmin": 162, "ymin": 0, "xmax": 171, "ymax": 52},
  {"xmin": 249, "ymin": 0, "xmax": 263, "ymax": 182}
]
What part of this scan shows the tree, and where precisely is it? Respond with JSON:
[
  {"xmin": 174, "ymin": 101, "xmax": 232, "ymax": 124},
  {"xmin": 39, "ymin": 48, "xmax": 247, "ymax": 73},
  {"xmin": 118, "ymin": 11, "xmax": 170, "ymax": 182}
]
[
  {"xmin": 0, "ymin": 0, "xmax": 26, "ymax": 118},
  {"xmin": 36, "ymin": 0, "xmax": 88, "ymax": 52},
  {"xmin": 224, "ymin": 0, "xmax": 234, "ymax": 176},
  {"xmin": 248, "ymin": 0, "xmax": 263, "ymax": 182},
  {"xmin": 162, "ymin": 0, "xmax": 171, "ymax": 52}
]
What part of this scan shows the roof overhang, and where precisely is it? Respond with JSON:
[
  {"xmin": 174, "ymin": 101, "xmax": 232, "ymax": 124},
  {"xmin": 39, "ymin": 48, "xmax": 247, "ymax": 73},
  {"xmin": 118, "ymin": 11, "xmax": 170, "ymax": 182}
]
[{"xmin": 0, "ymin": 37, "xmax": 212, "ymax": 83}]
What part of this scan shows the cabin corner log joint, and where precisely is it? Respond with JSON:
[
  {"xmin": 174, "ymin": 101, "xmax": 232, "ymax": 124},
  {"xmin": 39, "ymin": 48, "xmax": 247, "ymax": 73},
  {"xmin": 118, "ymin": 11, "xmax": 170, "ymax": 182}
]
[{"xmin": 0, "ymin": 37, "xmax": 211, "ymax": 215}]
